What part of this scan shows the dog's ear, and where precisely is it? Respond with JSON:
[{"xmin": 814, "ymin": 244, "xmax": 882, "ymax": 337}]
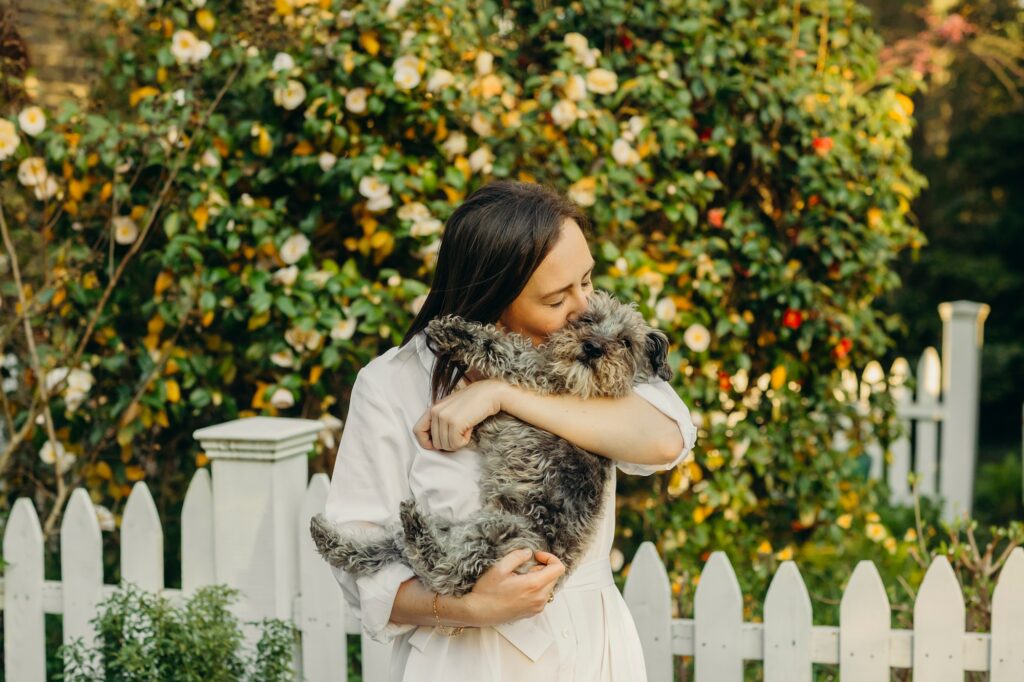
[{"xmin": 645, "ymin": 330, "xmax": 673, "ymax": 381}]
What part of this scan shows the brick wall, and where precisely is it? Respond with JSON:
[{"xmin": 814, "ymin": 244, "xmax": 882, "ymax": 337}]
[{"xmin": 5, "ymin": 0, "xmax": 95, "ymax": 107}]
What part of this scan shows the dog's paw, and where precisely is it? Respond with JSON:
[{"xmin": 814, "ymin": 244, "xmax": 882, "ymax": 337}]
[{"xmin": 423, "ymin": 316, "xmax": 487, "ymax": 360}]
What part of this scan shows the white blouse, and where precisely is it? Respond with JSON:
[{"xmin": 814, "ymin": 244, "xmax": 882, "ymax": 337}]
[{"xmin": 323, "ymin": 331, "xmax": 698, "ymax": 681}]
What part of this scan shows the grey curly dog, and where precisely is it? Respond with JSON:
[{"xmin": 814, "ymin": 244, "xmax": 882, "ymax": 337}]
[{"xmin": 309, "ymin": 289, "xmax": 673, "ymax": 596}]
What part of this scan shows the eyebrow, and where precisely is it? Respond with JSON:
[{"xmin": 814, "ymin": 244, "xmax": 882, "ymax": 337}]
[{"xmin": 540, "ymin": 260, "xmax": 596, "ymax": 300}]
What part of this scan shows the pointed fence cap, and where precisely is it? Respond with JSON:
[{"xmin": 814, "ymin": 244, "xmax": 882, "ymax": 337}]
[{"xmin": 193, "ymin": 416, "xmax": 325, "ymax": 462}]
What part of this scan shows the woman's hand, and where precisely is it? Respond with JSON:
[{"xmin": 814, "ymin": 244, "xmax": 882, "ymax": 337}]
[
  {"xmin": 413, "ymin": 379, "xmax": 508, "ymax": 451},
  {"xmin": 463, "ymin": 548, "xmax": 565, "ymax": 627}
]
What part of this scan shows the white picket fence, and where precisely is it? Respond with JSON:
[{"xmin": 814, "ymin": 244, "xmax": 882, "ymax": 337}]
[
  {"xmin": 4, "ymin": 463, "xmax": 1024, "ymax": 681},
  {"xmin": 850, "ymin": 300, "xmax": 991, "ymax": 521}
]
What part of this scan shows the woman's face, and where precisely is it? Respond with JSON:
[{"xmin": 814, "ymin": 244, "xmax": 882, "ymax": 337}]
[{"xmin": 498, "ymin": 218, "xmax": 595, "ymax": 345}]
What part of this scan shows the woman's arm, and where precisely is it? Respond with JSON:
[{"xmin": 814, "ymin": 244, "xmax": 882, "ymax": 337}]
[
  {"xmin": 498, "ymin": 383, "xmax": 684, "ymax": 466},
  {"xmin": 413, "ymin": 378, "xmax": 684, "ymax": 466}
]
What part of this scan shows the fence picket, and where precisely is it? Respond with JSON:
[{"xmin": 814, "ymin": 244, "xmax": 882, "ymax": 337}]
[
  {"xmin": 840, "ymin": 560, "xmax": 890, "ymax": 680},
  {"xmin": 3, "ymin": 498, "xmax": 46, "ymax": 682},
  {"xmin": 121, "ymin": 481, "xmax": 163, "ymax": 592},
  {"xmin": 298, "ymin": 474, "xmax": 347, "ymax": 682},
  {"xmin": 991, "ymin": 547, "xmax": 1024, "ymax": 681},
  {"xmin": 916, "ymin": 347, "xmax": 941, "ymax": 496},
  {"xmin": 694, "ymin": 551, "xmax": 743, "ymax": 682},
  {"xmin": 913, "ymin": 555, "xmax": 965, "ymax": 679},
  {"xmin": 60, "ymin": 489, "xmax": 103, "ymax": 657},
  {"xmin": 623, "ymin": 540, "xmax": 673, "ymax": 682},
  {"xmin": 861, "ymin": 361, "xmax": 886, "ymax": 479},
  {"xmin": 181, "ymin": 468, "xmax": 215, "ymax": 595},
  {"xmin": 888, "ymin": 357, "xmax": 913, "ymax": 504},
  {"xmin": 764, "ymin": 561, "xmax": 812, "ymax": 682}
]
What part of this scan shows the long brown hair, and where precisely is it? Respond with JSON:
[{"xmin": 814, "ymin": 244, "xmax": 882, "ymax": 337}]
[{"xmin": 402, "ymin": 180, "xmax": 592, "ymax": 401}]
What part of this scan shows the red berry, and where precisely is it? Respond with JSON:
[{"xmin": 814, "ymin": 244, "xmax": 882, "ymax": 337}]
[{"xmin": 782, "ymin": 308, "xmax": 803, "ymax": 329}]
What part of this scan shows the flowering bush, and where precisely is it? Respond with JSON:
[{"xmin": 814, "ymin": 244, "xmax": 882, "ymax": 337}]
[{"xmin": 1, "ymin": 0, "xmax": 929, "ymax": 622}]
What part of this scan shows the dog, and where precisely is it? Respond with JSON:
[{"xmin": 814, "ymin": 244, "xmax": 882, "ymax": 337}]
[{"xmin": 310, "ymin": 290, "xmax": 673, "ymax": 596}]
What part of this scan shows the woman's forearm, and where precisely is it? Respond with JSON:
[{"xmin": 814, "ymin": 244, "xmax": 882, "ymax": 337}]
[
  {"xmin": 390, "ymin": 576, "xmax": 478, "ymax": 628},
  {"xmin": 497, "ymin": 385, "xmax": 683, "ymax": 465}
]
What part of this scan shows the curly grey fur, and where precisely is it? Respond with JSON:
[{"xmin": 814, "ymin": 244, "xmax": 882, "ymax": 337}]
[{"xmin": 310, "ymin": 290, "xmax": 673, "ymax": 596}]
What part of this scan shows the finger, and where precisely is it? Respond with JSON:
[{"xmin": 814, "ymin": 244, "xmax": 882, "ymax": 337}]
[
  {"xmin": 432, "ymin": 412, "xmax": 443, "ymax": 450},
  {"xmin": 413, "ymin": 412, "xmax": 434, "ymax": 450},
  {"xmin": 496, "ymin": 548, "xmax": 534, "ymax": 573},
  {"xmin": 523, "ymin": 560, "xmax": 566, "ymax": 589},
  {"xmin": 533, "ymin": 550, "xmax": 559, "ymax": 565}
]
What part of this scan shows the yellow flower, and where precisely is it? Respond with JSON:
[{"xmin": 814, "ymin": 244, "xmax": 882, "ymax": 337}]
[
  {"xmin": 757, "ymin": 540, "xmax": 772, "ymax": 554},
  {"xmin": 904, "ymin": 528, "xmax": 917, "ymax": 543},
  {"xmin": 567, "ymin": 176, "xmax": 596, "ymax": 207},
  {"xmin": 866, "ymin": 511, "xmax": 880, "ymax": 523},
  {"xmin": 883, "ymin": 537, "xmax": 897, "ymax": 554},
  {"xmin": 775, "ymin": 546, "xmax": 794, "ymax": 561},
  {"xmin": 836, "ymin": 513, "xmax": 853, "ymax": 529},
  {"xmin": 770, "ymin": 365, "xmax": 787, "ymax": 390},
  {"xmin": 866, "ymin": 522, "xmax": 887, "ymax": 542},
  {"xmin": 586, "ymin": 68, "xmax": 618, "ymax": 95}
]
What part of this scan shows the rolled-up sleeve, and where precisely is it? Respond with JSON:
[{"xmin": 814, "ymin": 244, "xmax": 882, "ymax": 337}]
[
  {"xmin": 323, "ymin": 371, "xmax": 417, "ymax": 644},
  {"xmin": 618, "ymin": 378, "xmax": 699, "ymax": 476}
]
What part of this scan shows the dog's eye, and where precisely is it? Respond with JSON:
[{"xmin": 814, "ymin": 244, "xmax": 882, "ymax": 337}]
[{"xmin": 621, "ymin": 338, "xmax": 631, "ymax": 349}]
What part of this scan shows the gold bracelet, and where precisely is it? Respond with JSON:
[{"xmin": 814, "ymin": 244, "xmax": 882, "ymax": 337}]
[{"xmin": 432, "ymin": 592, "xmax": 465, "ymax": 636}]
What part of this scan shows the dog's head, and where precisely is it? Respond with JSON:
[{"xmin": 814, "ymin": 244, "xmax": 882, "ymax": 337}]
[{"xmin": 542, "ymin": 290, "xmax": 673, "ymax": 399}]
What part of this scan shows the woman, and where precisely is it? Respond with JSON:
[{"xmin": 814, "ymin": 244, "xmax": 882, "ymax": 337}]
[{"xmin": 323, "ymin": 180, "xmax": 698, "ymax": 681}]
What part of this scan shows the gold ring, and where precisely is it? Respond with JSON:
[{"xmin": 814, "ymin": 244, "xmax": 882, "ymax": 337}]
[{"xmin": 547, "ymin": 592, "xmax": 555, "ymax": 603}]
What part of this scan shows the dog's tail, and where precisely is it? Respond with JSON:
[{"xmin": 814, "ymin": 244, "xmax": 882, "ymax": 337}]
[{"xmin": 309, "ymin": 513, "xmax": 403, "ymax": 576}]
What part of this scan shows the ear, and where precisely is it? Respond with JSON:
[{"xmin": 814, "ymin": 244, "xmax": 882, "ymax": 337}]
[{"xmin": 645, "ymin": 330, "xmax": 673, "ymax": 381}]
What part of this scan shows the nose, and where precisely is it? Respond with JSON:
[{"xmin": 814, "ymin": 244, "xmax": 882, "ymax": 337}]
[{"xmin": 582, "ymin": 340, "xmax": 604, "ymax": 358}]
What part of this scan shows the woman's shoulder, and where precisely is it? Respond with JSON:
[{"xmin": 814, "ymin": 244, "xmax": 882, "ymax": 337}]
[{"xmin": 353, "ymin": 332, "xmax": 430, "ymax": 399}]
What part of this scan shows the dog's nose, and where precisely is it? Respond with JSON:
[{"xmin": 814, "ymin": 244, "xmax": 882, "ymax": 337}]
[{"xmin": 582, "ymin": 340, "xmax": 604, "ymax": 358}]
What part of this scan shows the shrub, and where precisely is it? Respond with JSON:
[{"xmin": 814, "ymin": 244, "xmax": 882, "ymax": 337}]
[{"xmin": 57, "ymin": 583, "xmax": 295, "ymax": 682}]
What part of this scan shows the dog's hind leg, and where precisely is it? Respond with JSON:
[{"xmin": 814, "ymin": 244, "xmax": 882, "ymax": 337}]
[{"xmin": 309, "ymin": 513, "xmax": 404, "ymax": 577}]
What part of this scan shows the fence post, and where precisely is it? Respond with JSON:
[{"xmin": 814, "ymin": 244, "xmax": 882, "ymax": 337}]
[
  {"xmin": 938, "ymin": 301, "xmax": 990, "ymax": 521},
  {"xmin": 192, "ymin": 416, "xmax": 322, "ymax": 657}
]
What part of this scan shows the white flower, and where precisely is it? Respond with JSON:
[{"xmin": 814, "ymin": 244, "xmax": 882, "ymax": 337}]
[
  {"xmin": 113, "ymin": 216, "xmax": 139, "ymax": 245},
  {"xmin": 393, "ymin": 54, "xmax": 420, "ymax": 73},
  {"xmin": 318, "ymin": 152, "xmax": 337, "ymax": 171},
  {"xmin": 567, "ymin": 177, "xmax": 596, "ymax": 207},
  {"xmin": 280, "ymin": 234, "xmax": 311, "ymax": 265},
  {"xmin": 330, "ymin": 317, "xmax": 357, "ymax": 340},
  {"xmin": 397, "ymin": 202, "xmax": 431, "ymax": 222},
  {"xmin": 684, "ymin": 323, "xmax": 711, "ymax": 352},
  {"xmin": 272, "ymin": 265, "xmax": 299, "ymax": 287},
  {"xmin": 2, "ymin": 353, "xmax": 17, "ymax": 369},
  {"xmin": 39, "ymin": 440, "xmax": 75, "ymax": 473},
  {"xmin": 358, "ymin": 176, "xmax": 390, "ymax": 200},
  {"xmin": 609, "ymin": 547, "xmax": 624, "ymax": 572},
  {"xmin": 304, "ymin": 269, "xmax": 331, "ymax": 288},
  {"xmin": 0, "ymin": 119, "xmax": 19, "ymax": 160},
  {"xmin": 240, "ymin": 193, "xmax": 254, "ymax": 207},
  {"xmin": 94, "ymin": 504, "xmax": 116, "ymax": 532},
  {"xmin": 270, "ymin": 387, "xmax": 295, "ymax": 409},
  {"xmin": 628, "ymin": 115, "xmax": 646, "ymax": 137},
  {"xmin": 200, "ymin": 149, "xmax": 220, "ymax": 168},
  {"xmin": 586, "ymin": 68, "xmax": 618, "ymax": 95},
  {"xmin": 442, "ymin": 132, "xmax": 468, "ymax": 158},
  {"xmin": 385, "ymin": 0, "xmax": 408, "ymax": 17},
  {"xmin": 409, "ymin": 293, "xmax": 428, "ymax": 315},
  {"xmin": 33, "ymin": 176, "xmax": 59, "ymax": 201},
  {"xmin": 611, "ymin": 138, "xmax": 640, "ymax": 165},
  {"xmin": 394, "ymin": 66, "xmax": 421, "ymax": 90},
  {"xmin": 274, "ymin": 79, "xmax": 307, "ymax": 110},
  {"xmin": 366, "ymin": 193, "xmax": 394, "ymax": 213},
  {"xmin": 270, "ymin": 350, "xmax": 294, "ymax": 367},
  {"xmin": 614, "ymin": 257, "xmax": 628, "ymax": 273},
  {"xmin": 171, "ymin": 89, "xmax": 187, "ymax": 106},
  {"xmin": 551, "ymin": 99, "xmax": 578, "ymax": 129},
  {"xmin": 18, "ymin": 157, "xmax": 48, "ymax": 186},
  {"xmin": 655, "ymin": 297, "xmax": 677, "ymax": 322},
  {"xmin": 18, "ymin": 106, "xmax": 46, "ymax": 137},
  {"xmin": 564, "ymin": 33, "xmax": 589, "ymax": 54},
  {"xmin": 475, "ymin": 50, "xmax": 494, "ymax": 76},
  {"xmin": 416, "ymin": 239, "xmax": 441, "ymax": 268},
  {"xmin": 345, "ymin": 87, "xmax": 368, "ymax": 114},
  {"xmin": 580, "ymin": 48, "xmax": 599, "ymax": 69},
  {"xmin": 427, "ymin": 69, "xmax": 454, "ymax": 92},
  {"xmin": 468, "ymin": 146, "xmax": 494, "ymax": 173},
  {"xmin": 565, "ymin": 74, "xmax": 587, "ymax": 101},
  {"xmin": 410, "ymin": 217, "xmax": 443, "ymax": 237},
  {"xmin": 271, "ymin": 52, "xmax": 295, "ymax": 73},
  {"xmin": 470, "ymin": 111, "xmax": 493, "ymax": 137},
  {"xmin": 67, "ymin": 367, "xmax": 94, "ymax": 393},
  {"xmin": 171, "ymin": 30, "xmax": 211, "ymax": 65}
]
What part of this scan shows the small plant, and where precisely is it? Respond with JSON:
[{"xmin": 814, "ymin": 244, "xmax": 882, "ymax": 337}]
[{"xmin": 57, "ymin": 583, "xmax": 295, "ymax": 682}]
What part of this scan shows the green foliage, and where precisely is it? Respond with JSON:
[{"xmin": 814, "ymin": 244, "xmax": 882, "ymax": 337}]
[
  {"xmin": 57, "ymin": 583, "xmax": 295, "ymax": 682},
  {"xmin": 2, "ymin": 0, "xmax": 933, "ymax": 631}
]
